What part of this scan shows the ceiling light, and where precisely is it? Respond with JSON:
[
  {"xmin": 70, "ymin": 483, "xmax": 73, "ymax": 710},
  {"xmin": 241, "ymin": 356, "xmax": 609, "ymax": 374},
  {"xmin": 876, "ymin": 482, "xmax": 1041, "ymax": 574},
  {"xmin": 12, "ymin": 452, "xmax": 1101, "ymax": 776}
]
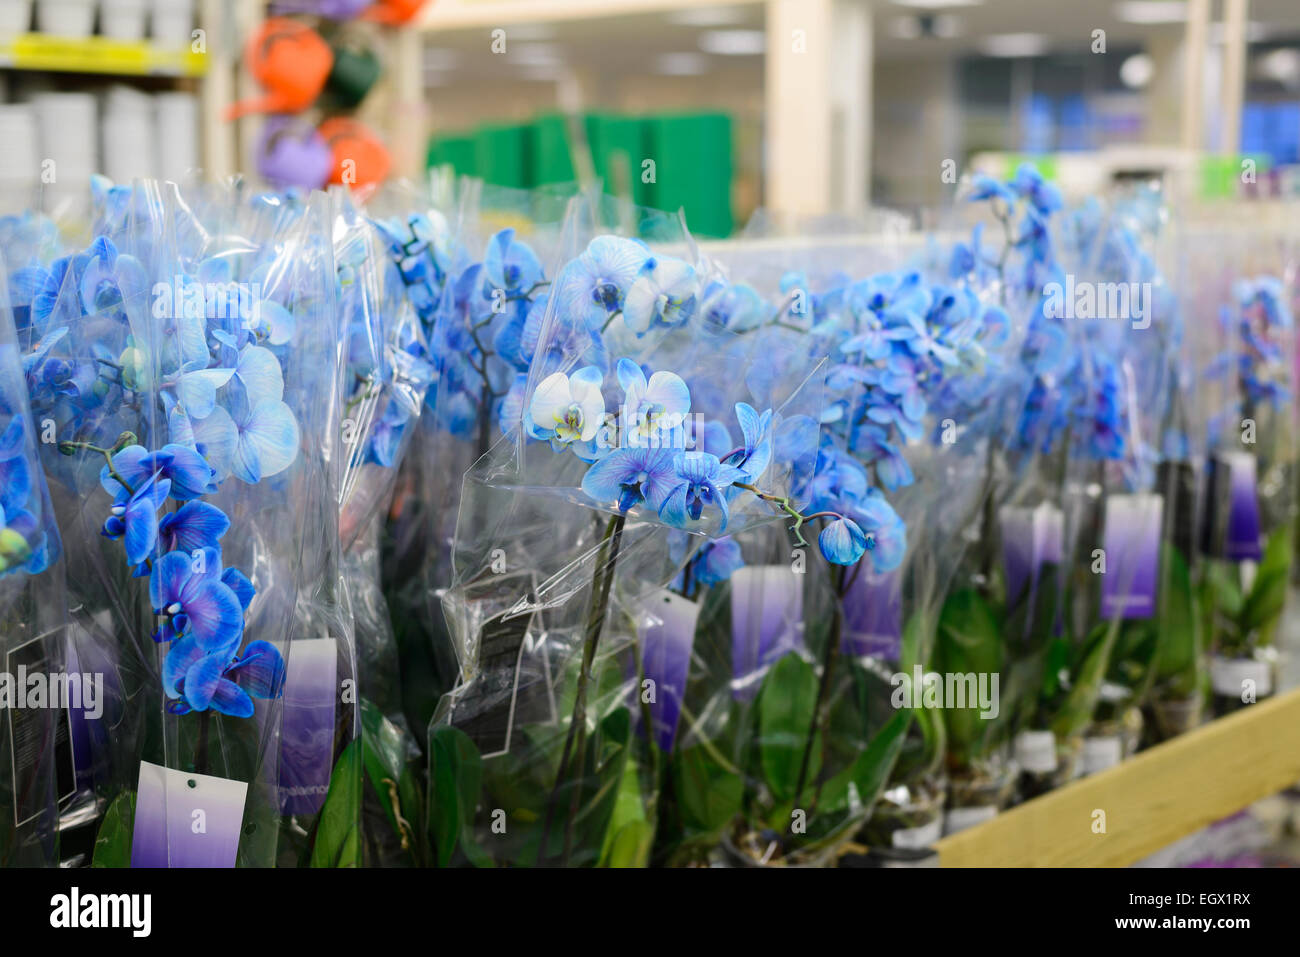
[
  {"xmin": 1120, "ymin": 53, "xmax": 1155, "ymax": 88},
  {"xmin": 1257, "ymin": 48, "xmax": 1300, "ymax": 88},
  {"xmin": 978, "ymin": 33, "xmax": 1049, "ymax": 57},
  {"xmin": 698, "ymin": 29, "xmax": 765, "ymax": 55},
  {"xmin": 656, "ymin": 53, "xmax": 710, "ymax": 76},
  {"xmin": 666, "ymin": 6, "xmax": 748, "ymax": 27},
  {"xmin": 1114, "ymin": 2, "xmax": 1187, "ymax": 25}
]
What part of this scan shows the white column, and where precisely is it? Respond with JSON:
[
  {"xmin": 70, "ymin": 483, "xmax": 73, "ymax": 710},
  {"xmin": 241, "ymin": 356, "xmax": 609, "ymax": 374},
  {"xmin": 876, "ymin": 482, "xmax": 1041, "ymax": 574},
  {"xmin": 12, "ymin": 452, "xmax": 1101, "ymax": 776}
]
[
  {"xmin": 764, "ymin": 0, "xmax": 873, "ymax": 217},
  {"xmin": 199, "ymin": 0, "xmax": 236, "ymax": 179},
  {"xmin": 1180, "ymin": 0, "xmax": 1210, "ymax": 152},
  {"xmin": 1220, "ymin": 0, "xmax": 1249, "ymax": 155}
]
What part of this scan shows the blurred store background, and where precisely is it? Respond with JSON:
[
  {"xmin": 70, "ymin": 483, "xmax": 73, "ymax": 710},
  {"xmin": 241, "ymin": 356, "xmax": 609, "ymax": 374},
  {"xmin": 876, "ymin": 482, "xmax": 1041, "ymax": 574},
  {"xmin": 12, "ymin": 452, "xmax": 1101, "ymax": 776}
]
[{"xmin": 0, "ymin": 0, "xmax": 1296, "ymax": 229}]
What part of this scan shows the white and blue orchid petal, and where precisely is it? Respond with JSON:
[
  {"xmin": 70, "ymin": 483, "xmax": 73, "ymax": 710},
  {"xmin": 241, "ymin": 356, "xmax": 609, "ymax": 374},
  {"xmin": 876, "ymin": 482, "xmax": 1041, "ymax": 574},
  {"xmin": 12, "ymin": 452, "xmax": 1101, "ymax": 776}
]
[
  {"xmin": 177, "ymin": 367, "xmax": 236, "ymax": 419},
  {"xmin": 528, "ymin": 372, "xmax": 574, "ymax": 435},
  {"xmin": 644, "ymin": 371, "xmax": 691, "ymax": 420},
  {"xmin": 190, "ymin": 405, "xmax": 238, "ymax": 482},
  {"xmin": 657, "ymin": 483, "xmax": 691, "ymax": 528},
  {"xmin": 235, "ymin": 345, "xmax": 284, "ymax": 405},
  {"xmin": 615, "ymin": 357, "xmax": 647, "ymax": 397},
  {"xmin": 235, "ymin": 400, "xmax": 299, "ymax": 483},
  {"xmin": 259, "ymin": 300, "xmax": 295, "ymax": 346}
]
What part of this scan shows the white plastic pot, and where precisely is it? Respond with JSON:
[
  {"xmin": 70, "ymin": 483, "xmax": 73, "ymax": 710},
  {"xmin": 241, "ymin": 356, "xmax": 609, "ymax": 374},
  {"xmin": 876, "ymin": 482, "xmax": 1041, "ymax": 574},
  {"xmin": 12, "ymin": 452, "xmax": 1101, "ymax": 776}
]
[
  {"xmin": 100, "ymin": 0, "xmax": 147, "ymax": 41},
  {"xmin": 0, "ymin": 0, "xmax": 35, "ymax": 35},
  {"xmin": 35, "ymin": 0, "xmax": 96, "ymax": 37},
  {"xmin": 150, "ymin": 0, "xmax": 192, "ymax": 47}
]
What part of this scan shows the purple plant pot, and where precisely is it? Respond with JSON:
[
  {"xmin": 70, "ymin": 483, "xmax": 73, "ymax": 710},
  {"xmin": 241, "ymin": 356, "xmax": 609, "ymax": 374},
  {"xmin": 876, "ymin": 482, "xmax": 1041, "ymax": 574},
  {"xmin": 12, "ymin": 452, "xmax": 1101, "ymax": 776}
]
[{"xmin": 256, "ymin": 117, "xmax": 333, "ymax": 191}]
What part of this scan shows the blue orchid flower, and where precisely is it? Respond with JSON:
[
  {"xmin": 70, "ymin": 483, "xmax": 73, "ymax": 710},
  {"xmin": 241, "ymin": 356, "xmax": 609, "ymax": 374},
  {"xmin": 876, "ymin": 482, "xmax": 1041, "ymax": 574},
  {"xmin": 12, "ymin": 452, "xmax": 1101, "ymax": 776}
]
[
  {"xmin": 0, "ymin": 417, "xmax": 46, "ymax": 575},
  {"xmin": 668, "ymin": 530, "xmax": 745, "ymax": 592},
  {"xmin": 554, "ymin": 236, "xmax": 649, "ymax": 331},
  {"xmin": 581, "ymin": 445, "xmax": 679, "ymax": 513},
  {"xmin": 225, "ymin": 388, "xmax": 299, "ymax": 484},
  {"xmin": 149, "ymin": 546, "xmax": 245, "ymax": 652},
  {"xmin": 616, "ymin": 358, "xmax": 690, "ymax": 445},
  {"xmin": 1011, "ymin": 163, "xmax": 1063, "ymax": 215},
  {"xmin": 100, "ymin": 444, "xmax": 217, "ymax": 503},
  {"xmin": 966, "ymin": 173, "xmax": 1016, "ymax": 205},
  {"xmin": 163, "ymin": 638, "xmax": 284, "ymax": 717},
  {"xmin": 659, "ymin": 451, "xmax": 748, "ymax": 531},
  {"xmin": 101, "ymin": 473, "xmax": 171, "ymax": 567},
  {"xmin": 721, "ymin": 402, "xmax": 772, "ymax": 484},
  {"xmin": 526, "ymin": 366, "xmax": 606, "ymax": 451},
  {"xmin": 485, "ymin": 228, "xmax": 544, "ymax": 293},
  {"xmin": 623, "ymin": 256, "xmax": 699, "ymax": 334},
  {"xmin": 158, "ymin": 501, "xmax": 231, "ymax": 554},
  {"xmin": 79, "ymin": 237, "xmax": 149, "ymax": 321}
]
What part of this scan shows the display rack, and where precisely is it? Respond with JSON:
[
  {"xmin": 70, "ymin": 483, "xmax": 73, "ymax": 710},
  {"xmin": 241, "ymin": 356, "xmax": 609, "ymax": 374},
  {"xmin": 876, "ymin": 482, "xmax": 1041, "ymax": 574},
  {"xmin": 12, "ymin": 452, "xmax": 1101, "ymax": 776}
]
[{"xmin": 934, "ymin": 688, "xmax": 1300, "ymax": 867}]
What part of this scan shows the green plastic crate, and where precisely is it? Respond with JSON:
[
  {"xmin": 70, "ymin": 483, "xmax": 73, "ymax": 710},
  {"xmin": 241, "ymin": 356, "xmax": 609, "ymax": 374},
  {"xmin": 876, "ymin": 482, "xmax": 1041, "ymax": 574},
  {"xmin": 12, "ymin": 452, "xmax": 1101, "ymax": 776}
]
[
  {"xmin": 644, "ymin": 112, "xmax": 733, "ymax": 238},
  {"xmin": 474, "ymin": 123, "xmax": 533, "ymax": 189},
  {"xmin": 427, "ymin": 134, "xmax": 477, "ymax": 177}
]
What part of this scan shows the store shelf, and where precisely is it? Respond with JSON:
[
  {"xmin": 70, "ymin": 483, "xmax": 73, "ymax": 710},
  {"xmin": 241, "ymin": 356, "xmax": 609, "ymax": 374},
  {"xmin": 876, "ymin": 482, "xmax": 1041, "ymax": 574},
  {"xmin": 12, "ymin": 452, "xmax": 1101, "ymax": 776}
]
[
  {"xmin": 934, "ymin": 688, "xmax": 1300, "ymax": 867},
  {"xmin": 0, "ymin": 34, "xmax": 207, "ymax": 77}
]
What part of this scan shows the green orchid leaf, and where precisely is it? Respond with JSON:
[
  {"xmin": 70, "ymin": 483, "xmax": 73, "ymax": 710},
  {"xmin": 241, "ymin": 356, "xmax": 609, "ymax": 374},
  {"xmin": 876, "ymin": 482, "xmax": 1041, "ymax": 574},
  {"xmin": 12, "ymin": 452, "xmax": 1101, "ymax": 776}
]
[{"xmin": 757, "ymin": 652, "xmax": 819, "ymax": 803}]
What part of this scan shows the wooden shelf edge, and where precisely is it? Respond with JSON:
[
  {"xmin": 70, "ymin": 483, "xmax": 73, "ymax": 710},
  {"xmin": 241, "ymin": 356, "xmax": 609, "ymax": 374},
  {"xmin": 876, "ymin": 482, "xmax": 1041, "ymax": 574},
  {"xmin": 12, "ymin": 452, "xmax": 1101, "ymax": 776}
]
[{"xmin": 933, "ymin": 688, "xmax": 1300, "ymax": 867}]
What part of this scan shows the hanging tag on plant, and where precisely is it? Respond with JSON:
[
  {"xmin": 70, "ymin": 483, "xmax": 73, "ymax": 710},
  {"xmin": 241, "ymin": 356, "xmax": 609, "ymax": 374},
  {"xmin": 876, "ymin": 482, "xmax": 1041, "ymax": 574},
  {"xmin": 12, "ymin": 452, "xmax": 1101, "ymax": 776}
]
[
  {"xmin": 841, "ymin": 565, "xmax": 901, "ymax": 659},
  {"xmin": 1222, "ymin": 452, "xmax": 1263, "ymax": 561},
  {"xmin": 730, "ymin": 565, "xmax": 803, "ymax": 701},
  {"xmin": 635, "ymin": 590, "xmax": 701, "ymax": 752},
  {"xmin": 278, "ymin": 637, "xmax": 337, "ymax": 815},
  {"xmin": 1001, "ymin": 502, "xmax": 1065, "ymax": 641},
  {"xmin": 1100, "ymin": 493, "xmax": 1163, "ymax": 620},
  {"xmin": 130, "ymin": 762, "xmax": 247, "ymax": 867},
  {"xmin": 443, "ymin": 571, "xmax": 554, "ymax": 758},
  {"xmin": 6, "ymin": 626, "xmax": 79, "ymax": 826}
]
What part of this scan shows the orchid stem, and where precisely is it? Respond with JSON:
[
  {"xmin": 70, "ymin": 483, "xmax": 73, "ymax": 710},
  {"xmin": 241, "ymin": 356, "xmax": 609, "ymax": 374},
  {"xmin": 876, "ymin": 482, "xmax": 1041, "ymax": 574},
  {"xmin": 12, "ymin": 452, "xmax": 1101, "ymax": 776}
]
[
  {"xmin": 540, "ymin": 512, "xmax": 625, "ymax": 866},
  {"xmin": 793, "ymin": 562, "xmax": 847, "ymax": 813}
]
